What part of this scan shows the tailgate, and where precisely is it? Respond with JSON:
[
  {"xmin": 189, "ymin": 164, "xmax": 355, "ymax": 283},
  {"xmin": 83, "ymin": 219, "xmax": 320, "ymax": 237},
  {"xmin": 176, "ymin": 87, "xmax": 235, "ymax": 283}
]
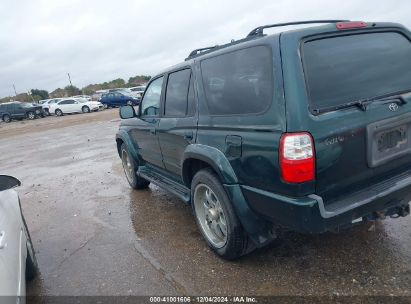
[{"xmin": 299, "ymin": 29, "xmax": 411, "ymax": 202}]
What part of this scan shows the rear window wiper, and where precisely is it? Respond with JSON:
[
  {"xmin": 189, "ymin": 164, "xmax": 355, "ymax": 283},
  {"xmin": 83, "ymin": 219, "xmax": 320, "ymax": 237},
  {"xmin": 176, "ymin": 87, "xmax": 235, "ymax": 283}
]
[
  {"xmin": 312, "ymin": 92, "xmax": 410, "ymax": 114},
  {"xmin": 354, "ymin": 95, "xmax": 407, "ymax": 111}
]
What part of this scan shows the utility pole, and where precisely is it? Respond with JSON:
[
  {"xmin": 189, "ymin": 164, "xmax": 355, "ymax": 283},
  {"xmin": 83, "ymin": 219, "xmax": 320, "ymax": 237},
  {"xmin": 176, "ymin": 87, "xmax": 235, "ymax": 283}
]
[
  {"xmin": 67, "ymin": 73, "xmax": 73, "ymax": 87},
  {"xmin": 12, "ymin": 84, "xmax": 17, "ymax": 96},
  {"xmin": 27, "ymin": 91, "xmax": 35, "ymax": 102}
]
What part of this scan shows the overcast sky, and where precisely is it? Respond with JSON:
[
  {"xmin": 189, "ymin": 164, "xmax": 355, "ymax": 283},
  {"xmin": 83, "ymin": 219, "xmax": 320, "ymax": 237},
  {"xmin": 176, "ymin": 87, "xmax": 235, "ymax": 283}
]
[{"xmin": 0, "ymin": 0, "xmax": 410, "ymax": 97}]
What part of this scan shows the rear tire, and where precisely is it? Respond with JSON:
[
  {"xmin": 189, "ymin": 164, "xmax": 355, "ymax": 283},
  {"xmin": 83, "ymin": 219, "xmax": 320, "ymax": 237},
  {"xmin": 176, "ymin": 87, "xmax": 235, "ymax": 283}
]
[
  {"xmin": 2, "ymin": 114, "xmax": 11, "ymax": 123},
  {"xmin": 82, "ymin": 106, "xmax": 90, "ymax": 113},
  {"xmin": 191, "ymin": 168, "xmax": 248, "ymax": 260},
  {"xmin": 120, "ymin": 143, "xmax": 150, "ymax": 189},
  {"xmin": 55, "ymin": 109, "xmax": 63, "ymax": 116}
]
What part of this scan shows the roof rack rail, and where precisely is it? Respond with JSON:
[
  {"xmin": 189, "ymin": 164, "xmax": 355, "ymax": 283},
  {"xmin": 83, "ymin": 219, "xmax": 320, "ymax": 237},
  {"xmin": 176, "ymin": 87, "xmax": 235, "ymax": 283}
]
[
  {"xmin": 247, "ymin": 20, "xmax": 350, "ymax": 37},
  {"xmin": 188, "ymin": 46, "xmax": 218, "ymax": 58}
]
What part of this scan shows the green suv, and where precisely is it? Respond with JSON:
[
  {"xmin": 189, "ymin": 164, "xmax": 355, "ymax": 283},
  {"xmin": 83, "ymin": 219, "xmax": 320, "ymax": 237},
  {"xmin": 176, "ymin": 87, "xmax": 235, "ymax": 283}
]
[{"xmin": 116, "ymin": 20, "xmax": 411, "ymax": 259}]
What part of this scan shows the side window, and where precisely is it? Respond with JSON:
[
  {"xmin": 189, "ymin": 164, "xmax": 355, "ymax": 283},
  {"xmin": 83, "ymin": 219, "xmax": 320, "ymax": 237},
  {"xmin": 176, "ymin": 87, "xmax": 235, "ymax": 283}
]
[
  {"xmin": 165, "ymin": 69, "xmax": 191, "ymax": 117},
  {"xmin": 200, "ymin": 46, "xmax": 273, "ymax": 115},
  {"xmin": 141, "ymin": 76, "xmax": 164, "ymax": 116}
]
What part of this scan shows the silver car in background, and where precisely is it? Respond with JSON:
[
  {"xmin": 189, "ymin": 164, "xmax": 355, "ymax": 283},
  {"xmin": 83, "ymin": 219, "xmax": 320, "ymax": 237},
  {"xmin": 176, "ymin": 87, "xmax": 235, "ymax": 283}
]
[{"xmin": 0, "ymin": 175, "xmax": 37, "ymax": 298}]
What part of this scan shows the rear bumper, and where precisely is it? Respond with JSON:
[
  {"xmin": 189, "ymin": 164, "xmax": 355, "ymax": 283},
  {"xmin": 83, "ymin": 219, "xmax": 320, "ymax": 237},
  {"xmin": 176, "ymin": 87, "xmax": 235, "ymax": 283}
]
[{"xmin": 240, "ymin": 173, "xmax": 411, "ymax": 234}]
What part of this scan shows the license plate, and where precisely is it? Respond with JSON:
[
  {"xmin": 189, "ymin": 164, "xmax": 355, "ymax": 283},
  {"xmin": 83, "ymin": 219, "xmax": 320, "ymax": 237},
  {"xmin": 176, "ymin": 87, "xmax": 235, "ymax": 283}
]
[
  {"xmin": 377, "ymin": 126, "xmax": 407, "ymax": 152},
  {"xmin": 367, "ymin": 114, "xmax": 411, "ymax": 168}
]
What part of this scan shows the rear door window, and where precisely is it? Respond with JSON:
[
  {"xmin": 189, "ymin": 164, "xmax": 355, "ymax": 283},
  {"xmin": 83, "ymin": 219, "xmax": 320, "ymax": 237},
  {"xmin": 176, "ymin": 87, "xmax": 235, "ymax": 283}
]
[
  {"xmin": 303, "ymin": 32, "xmax": 411, "ymax": 113},
  {"xmin": 165, "ymin": 69, "xmax": 191, "ymax": 117},
  {"xmin": 200, "ymin": 46, "xmax": 273, "ymax": 115}
]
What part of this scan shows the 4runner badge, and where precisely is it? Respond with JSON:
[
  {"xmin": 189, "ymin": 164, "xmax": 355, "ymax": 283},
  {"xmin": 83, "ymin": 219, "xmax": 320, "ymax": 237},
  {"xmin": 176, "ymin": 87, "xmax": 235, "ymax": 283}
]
[{"xmin": 389, "ymin": 103, "xmax": 399, "ymax": 111}]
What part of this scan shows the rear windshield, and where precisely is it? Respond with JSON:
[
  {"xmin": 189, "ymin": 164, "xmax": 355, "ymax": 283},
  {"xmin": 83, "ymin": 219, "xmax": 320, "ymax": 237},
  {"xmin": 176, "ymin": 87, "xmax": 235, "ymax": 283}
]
[{"xmin": 303, "ymin": 32, "xmax": 411, "ymax": 112}]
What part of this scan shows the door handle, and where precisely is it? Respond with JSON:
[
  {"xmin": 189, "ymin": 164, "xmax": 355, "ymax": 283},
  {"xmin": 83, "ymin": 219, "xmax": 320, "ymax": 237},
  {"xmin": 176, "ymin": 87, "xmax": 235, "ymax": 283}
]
[
  {"xmin": 150, "ymin": 128, "xmax": 156, "ymax": 135},
  {"xmin": 184, "ymin": 131, "xmax": 193, "ymax": 140},
  {"xmin": 0, "ymin": 231, "xmax": 6, "ymax": 249}
]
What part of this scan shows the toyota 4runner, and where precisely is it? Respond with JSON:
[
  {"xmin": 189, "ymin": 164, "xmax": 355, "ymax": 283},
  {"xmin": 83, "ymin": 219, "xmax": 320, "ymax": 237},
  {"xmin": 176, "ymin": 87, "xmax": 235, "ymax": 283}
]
[{"xmin": 116, "ymin": 20, "xmax": 411, "ymax": 259}]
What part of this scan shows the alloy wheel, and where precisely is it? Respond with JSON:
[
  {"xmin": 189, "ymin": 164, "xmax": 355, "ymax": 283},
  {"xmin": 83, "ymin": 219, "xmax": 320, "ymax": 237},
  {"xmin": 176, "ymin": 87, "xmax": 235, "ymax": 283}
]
[
  {"xmin": 193, "ymin": 184, "xmax": 228, "ymax": 248},
  {"xmin": 121, "ymin": 149, "xmax": 134, "ymax": 184}
]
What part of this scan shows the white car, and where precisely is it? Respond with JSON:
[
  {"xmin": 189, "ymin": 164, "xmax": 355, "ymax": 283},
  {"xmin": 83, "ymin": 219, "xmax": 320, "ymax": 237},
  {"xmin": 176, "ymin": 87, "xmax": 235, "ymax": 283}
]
[
  {"xmin": 41, "ymin": 98, "xmax": 63, "ymax": 116},
  {"xmin": 49, "ymin": 98, "xmax": 103, "ymax": 116},
  {"xmin": 0, "ymin": 175, "xmax": 37, "ymax": 297},
  {"xmin": 72, "ymin": 95, "xmax": 92, "ymax": 101},
  {"xmin": 129, "ymin": 86, "xmax": 146, "ymax": 98}
]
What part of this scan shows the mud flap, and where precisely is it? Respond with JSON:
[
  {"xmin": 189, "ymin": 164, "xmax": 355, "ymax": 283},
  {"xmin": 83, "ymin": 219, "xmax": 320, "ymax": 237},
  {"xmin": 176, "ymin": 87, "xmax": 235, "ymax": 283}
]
[{"xmin": 223, "ymin": 184, "xmax": 276, "ymax": 247}]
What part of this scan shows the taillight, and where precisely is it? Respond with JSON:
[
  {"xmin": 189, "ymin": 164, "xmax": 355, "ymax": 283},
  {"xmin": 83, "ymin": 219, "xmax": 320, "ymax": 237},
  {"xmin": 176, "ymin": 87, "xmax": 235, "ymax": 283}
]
[
  {"xmin": 336, "ymin": 21, "xmax": 366, "ymax": 30},
  {"xmin": 279, "ymin": 132, "xmax": 315, "ymax": 183}
]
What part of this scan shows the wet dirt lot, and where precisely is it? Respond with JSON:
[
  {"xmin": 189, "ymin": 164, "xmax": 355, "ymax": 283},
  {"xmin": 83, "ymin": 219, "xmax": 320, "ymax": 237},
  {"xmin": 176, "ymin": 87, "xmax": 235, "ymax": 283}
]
[{"xmin": 0, "ymin": 110, "xmax": 410, "ymax": 297}]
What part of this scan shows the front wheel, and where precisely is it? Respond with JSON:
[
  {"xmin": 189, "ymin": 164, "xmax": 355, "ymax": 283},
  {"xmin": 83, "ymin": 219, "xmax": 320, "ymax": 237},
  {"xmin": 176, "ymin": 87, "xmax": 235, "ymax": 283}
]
[
  {"xmin": 103, "ymin": 104, "xmax": 108, "ymax": 109},
  {"xmin": 27, "ymin": 112, "xmax": 35, "ymax": 120},
  {"xmin": 2, "ymin": 114, "xmax": 11, "ymax": 123},
  {"xmin": 191, "ymin": 168, "xmax": 248, "ymax": 260},
  {"xmin": 120, "ymin": 143, "xmax": 150, "ymax": 189},
  {"xmin": 82, "ymin": 106, "xmax": 90, "ymax": 113},
  {"xmin": 55, "ymin": 109, "xmax": 63, "ymax": 116}
]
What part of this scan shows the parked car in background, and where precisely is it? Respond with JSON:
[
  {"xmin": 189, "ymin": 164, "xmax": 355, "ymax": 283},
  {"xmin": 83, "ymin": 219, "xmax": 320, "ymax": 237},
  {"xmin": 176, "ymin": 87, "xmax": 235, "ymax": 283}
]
[
  {"xmin": 0, "ymin": 102, "xmax": 45, "ymax": 122},
  {"xmin": 41, "ymin": 98, "xmax": 63, "ymax": 116},
  {"xmin": 38, "ymin": 99, "xmax": 50, "ymax": 104},
  {"xmin": 91, "ymin": 93, "xmax": 103, "ymax": 101},
  {"xmin": 116, "ymin": 20, "xmax": 411, "ymax": 259},
  {"xmin": 0, "ymin": 175, "xmax": 38, "ymax": 297},
  {"xmin": 129, "ymin": 86, "xmax": 146, "ymax": 99},
  {"xmin": 49, "ymin": 98, "xmax": 102, "ymax": 116},
  {"xmin": 72, "ymin": 95, "xmax": 92, "ymax": 101},
  {"xmin": 75, "ymin": 98, "xmax": 104, "ymax": 111},
  {"xmin": 99, "ymin": 91, "xmax": 140, "ymax": 108}
]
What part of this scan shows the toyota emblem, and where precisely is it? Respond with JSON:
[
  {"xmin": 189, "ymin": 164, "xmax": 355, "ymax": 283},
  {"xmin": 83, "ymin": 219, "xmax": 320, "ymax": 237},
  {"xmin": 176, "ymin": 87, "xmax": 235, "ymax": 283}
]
[{"xmin": 389, "ymin": 103, "xmax": 399, "ymax": 111}]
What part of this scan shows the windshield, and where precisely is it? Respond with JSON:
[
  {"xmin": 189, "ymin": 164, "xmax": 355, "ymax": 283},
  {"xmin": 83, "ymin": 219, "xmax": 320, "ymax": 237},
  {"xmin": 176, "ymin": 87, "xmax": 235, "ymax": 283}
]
[{"xmin": 303, "ymin": 32, "xmax": 411, "ymax": 112}]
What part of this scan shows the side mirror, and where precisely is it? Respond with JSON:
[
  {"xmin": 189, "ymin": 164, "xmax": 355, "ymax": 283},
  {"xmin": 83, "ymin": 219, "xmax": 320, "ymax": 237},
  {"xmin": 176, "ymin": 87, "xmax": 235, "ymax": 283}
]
[
  {"xmin": 0, "ymin": 175, "xmax": 21, "ymax": 192},
  {"xmin": 119, "ymin": 105, "xmax": 137, "ymax": 119}
]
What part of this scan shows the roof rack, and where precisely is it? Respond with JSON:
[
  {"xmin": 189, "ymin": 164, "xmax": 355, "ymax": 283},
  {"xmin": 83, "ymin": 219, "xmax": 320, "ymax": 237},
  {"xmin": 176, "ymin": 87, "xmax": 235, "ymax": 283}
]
[
  {"xmin": 188, "ymin": 46, "xmax": 218, "ymax": 57},
  {"xmin": 247, "ymin": 20, "xmax": 350, "ymax": 37},
  {"xmin": 185, "ymin": 20, "xmax": 350, "ymax": 61}
]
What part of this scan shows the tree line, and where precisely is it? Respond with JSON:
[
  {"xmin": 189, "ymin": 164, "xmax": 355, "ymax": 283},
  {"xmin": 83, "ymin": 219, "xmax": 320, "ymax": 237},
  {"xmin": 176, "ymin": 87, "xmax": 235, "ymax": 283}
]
[{"xmin": 0, "ymin": 75, "xmax": 151, "ymax": 103}]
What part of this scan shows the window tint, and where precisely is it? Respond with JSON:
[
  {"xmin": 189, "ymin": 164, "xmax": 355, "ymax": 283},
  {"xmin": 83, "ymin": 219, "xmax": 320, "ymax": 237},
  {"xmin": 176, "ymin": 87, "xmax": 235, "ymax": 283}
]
[
  {"xmin": 201, "ymin": 46, "xmax": 273, "ymax": 115},
  {"xmin": 141, "ymin": 76, "xmax": 163, "ymax": 116},
  {"xmin": 59, "ymin": 100, "xmax": 68, "ymax": 105},
  {"xmin": 303, "ymin": 32, "xmax": 411, "ymax": 112},
  {"xmin": 165, "ymin": 69, "xmax": 191, "ymax": 117}
]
